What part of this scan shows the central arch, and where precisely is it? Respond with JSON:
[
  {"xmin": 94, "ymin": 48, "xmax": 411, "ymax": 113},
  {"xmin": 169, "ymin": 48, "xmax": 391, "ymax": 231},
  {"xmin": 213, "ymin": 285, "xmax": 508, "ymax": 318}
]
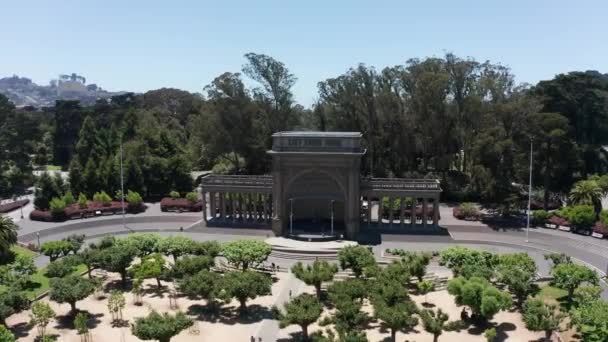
[{"xmin": 284, "ymin": 169, "xmax": 347, "ymax": 235}]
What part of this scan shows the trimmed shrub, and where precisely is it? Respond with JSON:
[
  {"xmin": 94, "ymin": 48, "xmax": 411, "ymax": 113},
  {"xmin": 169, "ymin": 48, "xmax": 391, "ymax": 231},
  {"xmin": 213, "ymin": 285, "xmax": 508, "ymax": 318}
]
[
  {"xmin": 567, "ymin": 205, "xmax": 596, "ymax": 228},
  {"xmin": 93, "ymin": 191, "xmax": 112, "ymax": 206},
  {"xmin": 160, "ymin": 197, "xmax": 202, "ymax": 212},
  {"xmin": 453, "ymin": 202, "xmax": 480, "ymax": 220},
  {"xmin": 185, "ymin": 192, "xmax": 198, "ymax": 204},
  {"xmin": 169, "ymin": 191, "xmax": 180, "ymax": 199},
  {"xmin": 49, "ymin": 197, "xmax": 66, "ymax": 219},
  {"xmin": 532, "ymin": 210, "xmax": 549, "ymax": 225},
  {"xmin": 77, "ymin": 193, "xmax": 88, "ymax": 209},
  {"xmin": 126, "ymin": 190, "xmax": 144, "ymax": 212},
  {"xmin": 62, "ymin": 191, "xmax": 75, "ymax": 206},
  {"xmin": 600, "ymin": 210, "xmax": 608, "ymax": 226}
]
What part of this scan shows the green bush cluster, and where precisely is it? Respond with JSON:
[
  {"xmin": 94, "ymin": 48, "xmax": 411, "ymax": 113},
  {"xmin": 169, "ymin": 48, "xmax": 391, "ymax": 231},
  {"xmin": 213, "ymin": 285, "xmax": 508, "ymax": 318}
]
[
  {"xmin": 93, "ymin": 191, "xmax": 112, "ymax": 206},
  {"xmin": 531, "ymin": 210, "xmax": 549, "ymax": 225}
]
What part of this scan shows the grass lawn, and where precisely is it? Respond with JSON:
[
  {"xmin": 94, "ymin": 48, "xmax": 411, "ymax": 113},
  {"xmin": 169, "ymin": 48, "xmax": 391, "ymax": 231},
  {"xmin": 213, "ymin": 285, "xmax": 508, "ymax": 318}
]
[
  {"xmin": 536, "ymin": 285, "xmax": 568, "ymax": 306},
  {"xmin": 10, "ymin": 245, "xmax": 37, "ymax": 258},
  {"xmin": 4, "ymin": 246, "xmax": 88, "ymax": 299}
]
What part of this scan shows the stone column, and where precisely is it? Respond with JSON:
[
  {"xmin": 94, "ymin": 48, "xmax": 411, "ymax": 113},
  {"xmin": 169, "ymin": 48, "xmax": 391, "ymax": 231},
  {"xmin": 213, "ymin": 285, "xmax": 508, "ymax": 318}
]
[
  {"xmin": 422, "ymin": 198, "xmax": 428, "ymax": 228},
  {"xmin": 377, "ymin": 196, "xmax": 383, "ymax": 227},
  {"xmin": 209, "ymin": 192, "xmax": 216, "ymax": 220},
  {"xmin": 433, "ymin": 197, "xmax": 439, "ymax": 226},
  {"xmin": 399, "ymin": 196, "xmax": 405, "ymax": 227},
  {"xmin": 263, "ymin": 195, "xmax": 269, "ymax": 222},
  {"xmin": 410, "ymin": 198, "xmax": 416, "ymax": 228},
  {"xmin": 367, "ymin": 195, "xmax": 372, "ymax": 227},
  {"xmin": 232, "ymin": 194, "xmax": 237, "ymax": 223},
  {"xmin": 220, "ymin": 193, "xmax": 226, "ymax": 220},
  {"xmin": 388, "ymin": 196, "xmax": 394, "ymax": 227},
  {"xmin": 201, "ymin": 191, "xmax": 208, "ymax": 223}
]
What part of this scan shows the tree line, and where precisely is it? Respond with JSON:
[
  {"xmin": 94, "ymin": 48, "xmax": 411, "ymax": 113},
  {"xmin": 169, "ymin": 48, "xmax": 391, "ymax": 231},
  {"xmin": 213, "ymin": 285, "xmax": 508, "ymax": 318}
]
[{"xmin": 1, "ymin": 53, "xmax": 607, "ymax": 210}]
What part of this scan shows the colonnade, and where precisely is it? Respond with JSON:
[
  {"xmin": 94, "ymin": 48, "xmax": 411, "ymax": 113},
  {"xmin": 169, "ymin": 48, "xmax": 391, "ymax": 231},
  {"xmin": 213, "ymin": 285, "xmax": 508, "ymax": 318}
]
[
  {"xmin": 363, "ymin": 195, "xmax": 439, "ymax": 228},
  {"xmin": 202, "ymin": 191, "xmax": 272, "ymax": 223}
]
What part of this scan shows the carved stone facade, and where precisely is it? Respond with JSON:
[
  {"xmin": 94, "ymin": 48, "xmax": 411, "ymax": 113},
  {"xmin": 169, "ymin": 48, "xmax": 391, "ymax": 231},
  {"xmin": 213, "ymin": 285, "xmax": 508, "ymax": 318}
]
[{"xmin": 200, "ymin": 132, "xmax": 442, "ymax": 240}]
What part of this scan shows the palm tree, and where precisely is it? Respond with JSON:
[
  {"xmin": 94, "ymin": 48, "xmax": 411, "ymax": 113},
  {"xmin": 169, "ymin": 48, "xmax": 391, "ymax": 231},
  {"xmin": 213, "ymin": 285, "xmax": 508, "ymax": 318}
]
[
  {"xmin": 569, "ymin": 180, "xmax": 603, "ymax": 214},
  {"xmin": 0, "ymin": 216, "xmax": 18, "ymax": 257}
]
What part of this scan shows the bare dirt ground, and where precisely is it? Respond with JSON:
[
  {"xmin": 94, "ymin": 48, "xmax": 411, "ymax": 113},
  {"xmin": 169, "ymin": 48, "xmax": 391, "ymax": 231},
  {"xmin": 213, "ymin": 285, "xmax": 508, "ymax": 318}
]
[{"xmin": 7, "ymin": 270, "xmax": 289, "ymax": 342}]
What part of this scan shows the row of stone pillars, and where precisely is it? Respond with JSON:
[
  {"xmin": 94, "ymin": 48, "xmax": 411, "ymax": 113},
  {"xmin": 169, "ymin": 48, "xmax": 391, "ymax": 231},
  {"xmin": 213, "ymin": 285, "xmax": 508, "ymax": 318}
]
[
  {"xmin": 365, "ymin": 196, "xmax": 439, "ymax": 228},
  {"xmin": 202, "ymin": 192, "xmax": 272, "ymax": 223}
]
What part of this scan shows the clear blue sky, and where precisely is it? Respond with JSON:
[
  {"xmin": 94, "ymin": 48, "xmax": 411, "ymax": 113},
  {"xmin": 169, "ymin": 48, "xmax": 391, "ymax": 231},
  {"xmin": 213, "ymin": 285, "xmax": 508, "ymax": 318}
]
[{"xmin": 3, "ymin": 0, "xmax": 607, "ymax": 106}]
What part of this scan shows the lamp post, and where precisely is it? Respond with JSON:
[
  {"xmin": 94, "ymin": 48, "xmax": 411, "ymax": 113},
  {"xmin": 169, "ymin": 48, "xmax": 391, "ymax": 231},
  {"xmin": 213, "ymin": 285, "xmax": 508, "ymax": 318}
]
[
  {"xmin": 120, "ymin": 141, "xmax": 126, "ymax": 232},
  {"xmin": 330, "ymin": 200, "xmax": 335, "ymax": 236},
  {"xmin": 526, "ymin": 140, "xmax": 533, "ymax": 243},
  {"xmin": 289, "ymin": 199, "xmax": 294, "ymax": 236}
]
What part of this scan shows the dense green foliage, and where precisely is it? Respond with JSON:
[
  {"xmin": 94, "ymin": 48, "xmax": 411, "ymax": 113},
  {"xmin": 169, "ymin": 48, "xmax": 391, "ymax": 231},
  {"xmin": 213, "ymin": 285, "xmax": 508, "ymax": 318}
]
[
  {"xmin": 522, "ymin": 298, "xmax": 564, "ymax": 340},
  {"xmin": 3, "ymin": 54, "xmax": 607, "ymax": 210},
  {"xmin": 49, "ymin": 274, "xmax": 95, "ymax": 312},
  {"xmin": 551, "ymin": 263, "xmax": 599, "ymax": 301},
  {"xmin": 292, "ymin": 260, "xmax": 338, "ymax": 299},
  {"xmin": 0, "ymin": 217, "xmax": 18, "ymax": 261},
  {"xmin": 221, "ymin": 240, "xmax": 271, "ymax": 270},
  {"xmin": 273, "ymin": 293, "xmax": 323, "ymax": 341},
  {"xmin": 570, "ymin": 299, "xmax": 608, "ymax": 342},
  {"xmin": 131, "ymin": 311, "xmax": 193, "ymax": 342},
  {"xmin": 447, "ymin": 277, "xmax": 511, "ymax": 322},
  {"xmin": 222, "ymin": 270, "xmax": 272, "ymax": 312},
  {"xmin": 337, "ymin": 245, "xmax": 376, "ymax": 278}
]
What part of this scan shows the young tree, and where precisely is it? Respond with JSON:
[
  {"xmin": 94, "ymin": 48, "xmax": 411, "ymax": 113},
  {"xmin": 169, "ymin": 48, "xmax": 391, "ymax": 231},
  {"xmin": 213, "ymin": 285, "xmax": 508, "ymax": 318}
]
[
  {"xmin": 221, "ymin": 240, "xmax": 271, "ymax": 271},
  {"xmin": 30, "ymin": 301, "xmax": 56, "ymax": 340},
  {"xmin": 420, "ymin": 308, "xmax": 463, "ymax": 342},
  {"xmin": 77, "ymin": 192, "xmax": 88, "ymax": 209},
  {"xmin": 74, "ymin": 312, "xmax": 90, "ymax": 342},
  {"xmin": 49, "ymin": 275, "xmax": 95, "ymax": 312},
  {"xmin": 551, "ymin": 263, "xmax": 599, "ymax": 302},
  {"xmin": 522, "ymin": 298, "xmax": 565, "ymax": 341},
  {"xmin": 131, "ymin": 311, "xmax": 192, "ymax": 342},
  {"xmin": 167, "ymin": 255, "xmax": 214, "ymax": 279},
  {"xmin": 130, "ymin": 253, "xmax": 167, "ymax": 290},
  {"xmin": 399, "ymin": 252, "xmax": 431, "ymax": 282},
  {"xmin": 222, "ymin": 270, "xmax": 272, "ymax": 313},
  {"xmin": 544, "ymin": 253, "xmax": 572, "ymax": 268},
  {"xmin": 45, "ymin": 257, "xmax": 77, "ymax": 278},
  {"xmin": 273, "ymin": 293, "xmax": 323, "ymax": 341},
  {"xmin": 439, "ymin": 246, "xmax": 498, "ymax": 278},
  {"xmin": 157, "ymin": 236, "xmax": 196, "ymax": 262},
  {"xmin": 191, "ymin": 240, "xmax": 221, "ymax": 258},
  {"xmin": 337, "ymin": 245, "xmax": 376, "ymax": 278},
  {"xmin": 573, "ymin": 285, "xmax": 602, "ymax": 308},
  {"xmin": 447, "ymin": 277, "xmax": 511, "ymax": 322},
  {"xmin": 79, "ymin": 248, "xmax": 101, "ymax": 278},
  {"xmin": 178, "ymin": 270, "xmax": 222, "ymax": 309},
  {"xmin": 291, "ymin": 261, "xmax": 338, "ymax": 299},
  {"xmin": 107, "ymin": 290, "xmax": 126, "ymax": 322},
  {"xmin": 64, "ymin": 234, "xmax": 85, "ymax": 254}
]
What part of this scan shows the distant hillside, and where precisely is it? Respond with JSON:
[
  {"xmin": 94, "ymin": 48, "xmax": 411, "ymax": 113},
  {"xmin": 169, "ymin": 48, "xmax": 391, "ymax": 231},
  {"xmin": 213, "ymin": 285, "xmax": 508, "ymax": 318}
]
[{"xmin": 0, "ymin": 73, "xmax": 125, "ymax": 107}]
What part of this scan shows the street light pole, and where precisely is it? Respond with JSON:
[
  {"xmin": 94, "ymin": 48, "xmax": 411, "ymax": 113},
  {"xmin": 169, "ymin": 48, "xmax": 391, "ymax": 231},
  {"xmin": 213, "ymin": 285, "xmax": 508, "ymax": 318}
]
[
  {"xmin": 330, "ymin": 200, "xmax": 335, "ymax": 236},
  {"xmin": 120, "ymin": 141, "xmax": 126, "ymax": 231},
  {"xmin": 526, "ymin": 140, "xmax": 533, "ymax": 243},
  {"xmin": 289, "ymin": 199, "xmax": 293, "ymax": 236}
]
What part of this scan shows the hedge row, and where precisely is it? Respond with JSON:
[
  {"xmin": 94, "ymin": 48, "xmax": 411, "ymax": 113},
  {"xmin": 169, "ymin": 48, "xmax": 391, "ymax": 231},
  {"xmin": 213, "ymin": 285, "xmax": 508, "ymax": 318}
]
[
  {"xmin": 30, "ymin": 200, "xmax": 146, "ymax": 222},
  {"xmin": 0, "ymin": 199, "xmax": 29, "ymax": 213},
  {"xmin": 160, "ymin": 197, "xmax": 203, "ymax": 212}
]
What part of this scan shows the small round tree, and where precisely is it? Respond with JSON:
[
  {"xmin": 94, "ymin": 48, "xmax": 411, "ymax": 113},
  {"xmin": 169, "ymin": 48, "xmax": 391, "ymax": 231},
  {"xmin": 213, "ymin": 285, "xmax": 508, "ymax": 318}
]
[
  {"xmin": 131, "ymin": 311, "xmax": 192, "ymax": 342},
  {"xmin": 40, "ymin": 240, "xmax": 72, "ymax": 262},
  {"xmin": 447, "ymin": 277, "xmax": 512, "ymax": 323},
  {"xmin": 0, "ymin": 325, "xmax": 16, "ymax": 342},
  {"xmin": 418, "ymin": 280, "xmax": 434, "ymax": 304},
  {"xmin": 130, "ymin": 253, "xmax": 167, "ymax": 290},
  {"xmin": 178, "ymin": 270, "xmax": 222, "ymax": 310},
  {"xmin": 157, "ymin": 236, "xmax": 196, "ymax": 262},
  {"xmin": 74, "ymin": 312, "xmax": 91, "ymax": 342},
  {"xmin": 49, "ymin": 274, "xmax": 95, "ymax": 313},
  {"xmin": 420, "ymin": 308, "xmax": 463, "ymax": 342},
  {"xmin": 522, "ymin": 298, "xmax": 565, "ymax": 341},
  {"xmin": 273, "ymin": 293, "xmax": 323, "ymax": 341},
  {"xmin": 337, "ymin": 245, "xmax": 376, "ymax": 278},
  {"xmin": 98, "ymin": 244, "xmax": 137, "ymax": 288},
  {"xmin": 222, "ymin": 270, "xmax": 272, "ymax": 313},
  {"xmin": 222, "ymin": 240, "xmax": 271, "ymax": 271},
  {"xmin": 551, "ymin": 263, "xmax": 599, "ymax": 302},
  {"xmin": 292, "ymin": 260, "xmax": 338, "ymax": 299},
  {"xmin": 185, "ymin": 192, "xmax": 198, "ymax": 204}
]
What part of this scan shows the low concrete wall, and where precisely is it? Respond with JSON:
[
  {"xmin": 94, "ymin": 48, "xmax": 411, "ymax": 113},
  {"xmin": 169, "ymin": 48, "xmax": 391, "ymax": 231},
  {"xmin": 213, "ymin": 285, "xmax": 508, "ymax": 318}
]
[{"xmin": 19, "ymin": 216, "xmax": 200, "ymax": 242}]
